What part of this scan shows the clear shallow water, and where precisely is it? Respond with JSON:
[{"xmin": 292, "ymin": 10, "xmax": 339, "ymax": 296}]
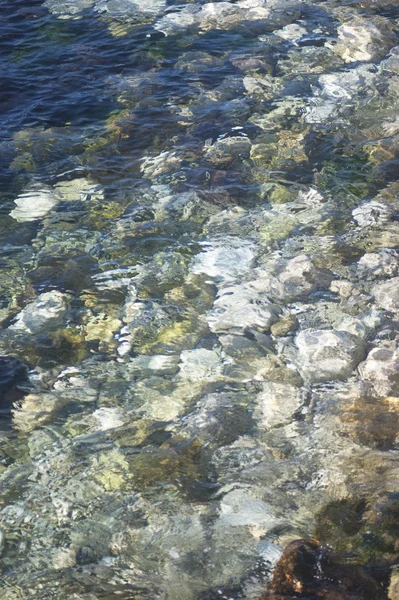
[{"xmin": 1, "ymin": 0, "xmax": 399, "ymax": 599}]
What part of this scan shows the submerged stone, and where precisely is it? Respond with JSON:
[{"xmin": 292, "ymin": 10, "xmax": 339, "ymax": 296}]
[
  {"xmin": 295, "ymin": 329, "xmax": 365, "ymax": 383},
  {"xmin": 130, "ymin": 354, "xmax": 180, "ymax": 376},
  {"xmin": 352, "ymin": 200, "xmax": 392, "ymax": 228},
  {"xmin": 205, "ymin": 135, "xmax": 251, "ymax": 166},
  {"xmin": 12, "ymin": 393, "xmax": 65, "ymax": 432},
  {"xmin": 276, "ymin": 22, "xmax": 307, "ymax": 44},
  {"xmin": 178, "ymin": 348, "xmax": 223, "ymax": 383},
  {"xmin": 208, "ymin": 282, "xmax": 280, "ymax": 335},
  {"xmin": 259, "ymin": 538, "xmax": 385, "ymax": 599},
  {"xmin": 180, "ymin": 391, "xmax": 252, "ymax": 445},
  {"xmin": 270, "ymin": 313, "xmax": 298, "ymax": 336},
  {"xmin": 333, "ymin": 16, "xmax": 396, "ymax": 63},
  {"xmin": 192, "ymin": 238, "xmax": 256, "ymax": 283},
  {"xmin": 141, "ymin": 150, "xmax": 181, "ymax": 179},
  {"xmin": 359, "ymin": 347, "xmax": 399, "ymax": 397},
  {"xmin": 155, "ymin": 0, "xmax": 300, "ymax": 35},
  {"xmin": 10, "ymin": 188, "xmax": 57, "ymax": 223},
  {"xmin": 372, "ymin": 277, "xmax": 399, "ymax": 312},
  {"xmin": 389, "ymin": 572, "xmax": 399, "ymax": 600},
  {"xmin": 334, "ymin": 310, "xmax": 383, "ymax": 339},
  {"xmin": 305, "ymin": 65, "xmax": 378, "ymax": 124},
  {"xmin": 91, "ymin": 448, "xmax": 131, "ymax": 491},
  {"xmin": 261, "ymin": 254, "xmax": 333, "ymax": 302},
  {"xmin": 219, "ymin": 488, "xmax": 277, "ymax": 528},
  {"xmin": 53, "ymin": 177, "xmax": 103, "ymax": 203},
  {"xmin": 84, "ymin": 312, "xmax": 122, "ymax": 347},
  {"xmin": 358, "ymin": 249, "xmax": 399, "ymax": 279},
  {"xmin": 44, "ymin": 0, "xmax": 96, "ymax": 17},
  {"xmin": 45, "ymin": 0, "xmax": 165, "ymax": 18},
  {"xmin": 9, "ymin": 291, "xmax": 70, "ymax": 335},
  {"xmin": 91, "ymin": 407, "xmax": 125, "ymax": 431},
  {"xmin": 255, "ymin": 382, "xmax": 303, "ymax": 430},
  {"xmin": 95, "ymin": 0, "xmax": 166, "ymax": 16}
]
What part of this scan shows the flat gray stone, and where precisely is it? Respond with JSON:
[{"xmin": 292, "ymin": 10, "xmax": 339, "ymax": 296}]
[
  {"xmin": 295, "ymin": 329, "xmax": 365, "ymax": 383},
  {"xmin": 359, "ymin": 347, "xmax": 399, "ymax": 397},
  {"xmin": 372, "ymin": 277, "xmax": 399, "ymax": 312}
]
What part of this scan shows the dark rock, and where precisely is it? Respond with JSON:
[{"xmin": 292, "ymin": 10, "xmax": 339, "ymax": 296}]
[
  {"xmin": 75, "ymin": 545, "xmax": 97, "ymax": 565},
  {"xmin": 340, "ymin": 394, "xmax": 399, "ymax": 449},
  {"xmin": 259, "ymin": 539, "xmax": 386, "ymax": 599},
  {"xmin": 315, "ymin": 498, "xmax": 367, "ymax": 544},
  {"xmin": 0, "ymin": 356, "xmax": 30, "ymax": 414}
]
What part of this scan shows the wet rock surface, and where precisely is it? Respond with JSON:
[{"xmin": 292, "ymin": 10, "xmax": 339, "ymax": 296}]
[
  {"xmin": 9, "ymin": 290, "xmax": 70, "ymax": 335},
  {"xmin": 1, "ymin": 0, "xmax": 399, "ymax": 598},
  {"xmin": 258, "ymin": 539, "xmax": 387, "ymax": 599},
  {"xmin": 295, "ymin": 329, "xmax": 365, "ymax": 383},
  {"xmin": 333, "ymin": 16, "xmax": 397, "ymax": 64},
  {"xmin": 373, "ymin": 277, "xmax": 399, "ymax": 312}
]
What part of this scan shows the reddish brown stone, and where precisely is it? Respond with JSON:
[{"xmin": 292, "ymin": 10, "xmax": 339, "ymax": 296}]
[{"xmin": 258, "ymin": 539, "xmax": 386, "ymax": 600}]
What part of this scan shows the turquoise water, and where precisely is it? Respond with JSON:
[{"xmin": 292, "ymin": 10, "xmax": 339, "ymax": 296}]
[{"xmin": 1, "ymin": 0, "xmax": 399, "ymax": 598}]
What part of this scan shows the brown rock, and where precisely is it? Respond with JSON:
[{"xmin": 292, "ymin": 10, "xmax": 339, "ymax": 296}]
[
  {"xmin": 340, "ymin": 395, "xmax": 399, "ymax": 450},
  {"xmin": 271, "ymin": 314, "xmax": 298, "ymax": 337},
  {"xmin": 259, "ymin": 539, "xmax": 386, "ymax": 599}
]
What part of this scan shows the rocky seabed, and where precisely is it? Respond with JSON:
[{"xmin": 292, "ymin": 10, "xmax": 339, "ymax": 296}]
[{"xmin": 2, "ymin": 0, "xmax": 399, "ymax": 598}]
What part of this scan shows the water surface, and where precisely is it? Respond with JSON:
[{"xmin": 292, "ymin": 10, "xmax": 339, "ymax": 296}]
[{"xmin": 1, "ymin": 0, "xmax": 399, "ymax": 598}]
